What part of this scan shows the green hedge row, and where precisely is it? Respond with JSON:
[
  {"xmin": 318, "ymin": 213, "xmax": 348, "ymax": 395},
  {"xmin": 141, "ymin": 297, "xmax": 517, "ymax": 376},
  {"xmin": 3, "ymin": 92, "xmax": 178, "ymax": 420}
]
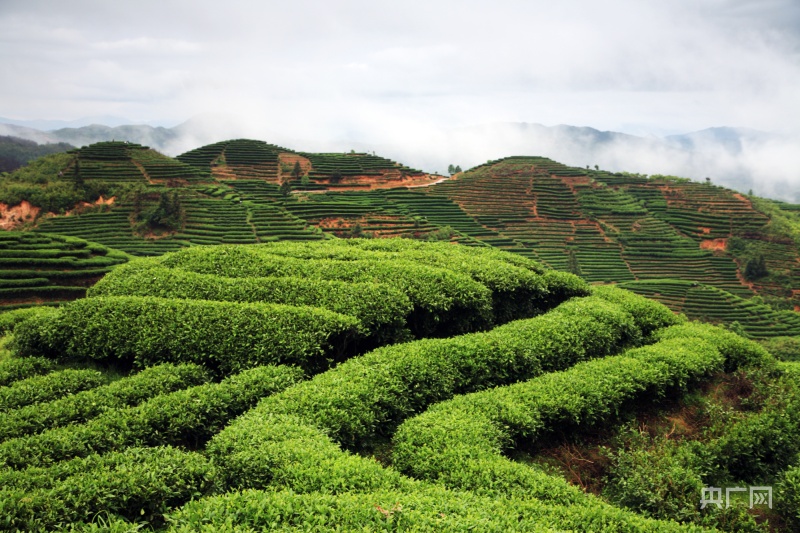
[
  {"xmin": 166, "ymin": 484, "xmax": 695, "ymax": 533},
  {"xmin": 0, "ymin": 369, "xmax": 107, "ymax": 412},
  {"xmin": 0, "ymin": 364, "xmax": 302, "ymax": 469},
  {"xmin": 0, "ymin": 446, "xmax": 215, "ymax": 531},
  {"xmin": 159, "ymin": 245, "xmax": 496, "ymax": 337},
  {"xmin": 207, "ymin": 287, "xmax": 680, "ymax": 492},
  {"xmin": 88, "ymin": 260, "xmax": 413, "ymax": 341},
  {"xmin": 12, "ymin": 296, "xmax": 360, "ymax": 375},
  {"xmin": 391, "ymin": 335, "xmax": 729, "ymax": 500},
  {"xmin": 252, "ymin": 239, "xmax": 556, "ymax": 323},
  {"xmin": 0, "ymin": 356, "xmax": 55, "ymax": 387},
  {"xmin": 653, "ymin": 322, "xmax": 775, "ymax": 371},
  {"xmin": 0, "ymin": 363, "xmax": 210, "ymax": 441}
]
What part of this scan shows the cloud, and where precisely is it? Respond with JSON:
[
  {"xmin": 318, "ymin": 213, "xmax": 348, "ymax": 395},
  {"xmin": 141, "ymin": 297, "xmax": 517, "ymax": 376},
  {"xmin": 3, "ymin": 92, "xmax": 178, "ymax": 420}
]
[{"xmin": 0, "ymin": 0, "xmax": 798, "ymax": 194}]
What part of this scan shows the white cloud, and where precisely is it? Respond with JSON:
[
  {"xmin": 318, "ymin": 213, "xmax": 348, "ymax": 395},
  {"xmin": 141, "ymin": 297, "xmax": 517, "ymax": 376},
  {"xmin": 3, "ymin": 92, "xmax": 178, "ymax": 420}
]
[{"xmin": 0, "ymin": 0, "xmax": 798, "ymax": 193}]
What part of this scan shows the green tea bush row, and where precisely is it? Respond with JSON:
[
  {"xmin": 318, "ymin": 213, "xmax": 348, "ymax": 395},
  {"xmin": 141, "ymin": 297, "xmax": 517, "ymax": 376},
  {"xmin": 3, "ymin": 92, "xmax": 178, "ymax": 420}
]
[
  {"xmin": 0, "ymin": 307, "xmax": 60, "ymax": 336},
  {"xmin": 13, "ymin": 296, "xmax": 360, "ymax": 375},
  {"xmin": 0, "ymin": 364, "xmax": 302, "ymax": 469},
  {"xmin": 0, "ymin": 363, "xmax": 210, "ymax": 441},
  {"xmin": 166, "ymin": 485, "xmax": 696, "ymax": 533},
  {"xmin": 244, "ymin": 294, "xmax": 652, "ymax": 451},
  {"xmin": 654, "ymin": 322, "xmax": 775, "ymax": 371},
  {"xmin": 199, "ymin": 410, "xmax": 692, "ymax": 531},
  {"xmin": 159, "ymin": 245, "xmax": 496, "ymax": 337},
  {"xmin": 89, "ymin": 260, "xmax": 412, "ymax": 340},
  {"xmin": 207, "ymin": 287, "xmax": 679, "ymax": 490},
  {"xmin": 391, "ymin": 336, "xmax": 728, "ymax": 499},
  {"xmin": 251, "ymin": 239, "xmax": 558, "ymax": 323},
  {"xmin": 0, "ymin": 356, "xmax": 55, "ymax": 387},
  {"xmin": 0, "ymin": 446, "xmax": 215, "ymax": 531},
  {"xmin": 0, "ymin": 369, "xmax": 106, "ymax": 412}
]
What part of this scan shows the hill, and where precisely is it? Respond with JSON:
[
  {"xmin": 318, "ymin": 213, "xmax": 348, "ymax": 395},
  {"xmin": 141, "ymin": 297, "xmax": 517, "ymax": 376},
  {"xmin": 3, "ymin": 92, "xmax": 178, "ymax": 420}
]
[
  {"xmin": 2, "ymin": 141, "xmax": 800, "ymax": 338},
  {"xmin": 0, "ymin": 136, "xmax": 74, "ymax": 173}
]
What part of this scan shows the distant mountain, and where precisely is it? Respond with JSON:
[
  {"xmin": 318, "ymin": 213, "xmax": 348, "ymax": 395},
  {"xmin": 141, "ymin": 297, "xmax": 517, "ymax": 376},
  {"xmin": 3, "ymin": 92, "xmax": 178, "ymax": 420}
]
[
  {"xmin": 0, "ymin": 136, "xmax": 74, "ymax": 173},
  {"xmin": 2, "ymin": 119, "xmax": 798, "ymax": 200}
]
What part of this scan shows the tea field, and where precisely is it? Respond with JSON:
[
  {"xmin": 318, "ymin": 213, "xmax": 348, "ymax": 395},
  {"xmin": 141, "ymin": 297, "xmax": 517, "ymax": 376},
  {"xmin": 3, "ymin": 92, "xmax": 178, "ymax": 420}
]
[{"xmin": 0, "ymin": 239, "xmax": 798, "ymax": 531}]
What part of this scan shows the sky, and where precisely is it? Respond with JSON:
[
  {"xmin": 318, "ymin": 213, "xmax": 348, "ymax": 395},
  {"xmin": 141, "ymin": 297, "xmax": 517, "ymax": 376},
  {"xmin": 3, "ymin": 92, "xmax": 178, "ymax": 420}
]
[{"xmin": 1, "ymin": 0, "xmax": 799, "ymax": 192}]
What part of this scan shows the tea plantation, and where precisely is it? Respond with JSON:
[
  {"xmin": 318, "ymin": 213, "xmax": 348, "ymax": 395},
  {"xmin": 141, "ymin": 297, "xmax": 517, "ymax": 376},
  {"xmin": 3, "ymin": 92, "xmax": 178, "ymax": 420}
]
[
  {"xmin": 2, "ymin": 139, "xmax": 800, "ymax": 529},
  {"xmin": 0, "ymin": 239, "xmax": 798, "ymax": 531}
]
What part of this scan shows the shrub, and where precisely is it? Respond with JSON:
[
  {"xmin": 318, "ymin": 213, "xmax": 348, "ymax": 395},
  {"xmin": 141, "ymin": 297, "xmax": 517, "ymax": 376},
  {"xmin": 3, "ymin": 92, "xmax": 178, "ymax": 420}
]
[
  {"xmin": 391, "ymin": 337, "xmax": 726, "ymax": 501},
  {"xmin": 0, "ymin": 369, "xmax": 106, "ymax": 412},
  {"xmin": 215, "ymin": 295, "xmax": 642, "ymax": 456},
  {"xmin": 0, "ymin": 446, "xmax": 215, "ymax": 531},
  {"xmin": 89, "ymin": 260, "xmax": 412, "ymax": 341},
  {"xmin": 0, "ymin": 363, "xmax": 209, "ymax": 440},
  {"xmin": 777, "ymin": 463, "xmax": 800, "ymax": 531},
  {"xmin": 655, "ymin": 322, "xmax": 775, "ymax": 372},
  {"xmin": 13, "ymin": 296, "xmax": 360, "ymax": 375},
  {"xmin": 0, "ymin": 356, "xmax": 55, "ymax": 387},
  {"xmin": 0, "ymin": 364, "xmax": 302, "ymax": 468},
  {"xmin": 159, "ymin": 245, "xmax": 495, "ymax": 337}
]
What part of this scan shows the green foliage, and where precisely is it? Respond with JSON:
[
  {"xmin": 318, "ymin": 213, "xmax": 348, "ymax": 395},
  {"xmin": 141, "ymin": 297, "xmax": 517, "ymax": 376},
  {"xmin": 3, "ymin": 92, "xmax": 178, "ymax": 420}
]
[
  {"xmin": 391, "ymin": 336, "xmax": 725, "ymax": 501},
  {"xmin": 0, "ymin": 363, "xmax": 209, "ymax": 441},
  {"xmin": 0, "ymin": 152, "xmax": 117, "ymax": 213},
  {"xmin": 0, "ymin": 306, "xmax": 59, "ymax": 335},
  {"xmin": 0, "ymin": 356, "xmax": 55, "ymax": 387},
  {"xmin": 133, "ymin": 190, "xmax": 184, "ymax": 234},
  {"xmin": 603, "ymin": 426, "xmax": 710, "ymax": 523},
  {"xmin": 759, "ymin": 336, "xmax": 800, "ymax": 362},
  {"xmin": 0, "ymin": 136, "xmax": 73, "ymax": 173},
  {"xmin": 158, "ymin": 244, "xmax": 497, "ymax": 338},
  {"xmin": 0, "ymin": 368, "xmax": 106, "ymax": 412},
  {"xmin": 777, "ymin": 463, "xmax": 800, "ymax": 531},
  {"xmin": 744, "ymin": 255, "xmax": 768, "ymax": 281},
  {"xmin": 12, "ymin": 296, "xmax": 360, "ymax": 375},
  {"xmin": 166, "ymin": 484, "xmax": 691, "ymax": 532},
  {"xmin": 603, "ymin": 426, "xmax": 765, "ymax": 531},
  {"xmin": 89, "ymin": 259, "xmax": 412, "ymax": 340},
  {"xmin": 655, "ymin": 322, "xmax": 775, "ymax": 372},
  {"xmin": 0, "ymin": 364, "xmax": 302, "ymax": 469},
  {"xmin": 0, "ymin": 446, "xmax": 216, "ymax": 530},
  {"xmin": 708, "ymin": 370, "xmax": 800, "ymax": 483}
]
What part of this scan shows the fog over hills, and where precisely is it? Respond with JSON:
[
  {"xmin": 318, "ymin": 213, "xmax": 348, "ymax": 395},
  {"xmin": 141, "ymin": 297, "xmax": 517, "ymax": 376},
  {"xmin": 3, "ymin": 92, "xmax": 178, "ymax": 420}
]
[{"xmin": 1, "ymin": 117, "xmax": 797, "ymax": 202}]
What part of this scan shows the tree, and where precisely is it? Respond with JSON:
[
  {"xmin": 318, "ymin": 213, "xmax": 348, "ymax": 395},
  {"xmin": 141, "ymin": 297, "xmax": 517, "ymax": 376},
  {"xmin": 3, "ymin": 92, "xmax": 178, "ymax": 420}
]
[
  {"xmin": 567, "ymin": 249, "xmax": 582, "ymax": 276},
  {"xmin": 744, "ymin": 255, "xmax": 768, "ymax": 280},
  {"xmin": 705, "ymin": 177, "xmax": 712, "ymax": 186},
  {"xmin": 301, "ymin": 174, "xmax": 310, "ymax": 187},
  {"xmin": 349, "ymin": 221, "xmax": 363, "ymax": 238},
  {"xmin": 329, "ymin": 169, "xmax": 343, "ymax": 184},
  {"xmin": 454, "ymin": 165, "xmax": 462, "ymax": 173},
  {"xmin": 291, "ymin": 161, "xmax": 302, "ymax": 181},
  {"xmin": 279, "ymin": 179, "xmax": 292, "ymax": 197},
  {"xmin": 594, "ymin": 164, "xmax": 599, "ymax": 171},
  {"xmin": 448, "ymin": 164, "xmax": 455, "ymax": 175}
]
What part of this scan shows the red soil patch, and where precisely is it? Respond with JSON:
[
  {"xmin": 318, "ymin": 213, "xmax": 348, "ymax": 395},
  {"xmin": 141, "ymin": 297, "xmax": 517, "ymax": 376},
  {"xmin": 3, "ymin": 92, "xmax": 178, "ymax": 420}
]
[
  {"xmin": 0, "ymin": 201, "xmax": 41, "ymax": 229},
  {"xmin": 699, "ymin": 227, "xmax": 712, "ymax": 234},
  {"xmin": 66, "ymin": 196, "xmax": 116, "ymax": 216},
  {"xmin": 278, "ymin": 153, "xmax": 313, "ymax": 178},
  {"xmin": 700, "ymin": 238, "xmax": 727, "ymax": 251}
]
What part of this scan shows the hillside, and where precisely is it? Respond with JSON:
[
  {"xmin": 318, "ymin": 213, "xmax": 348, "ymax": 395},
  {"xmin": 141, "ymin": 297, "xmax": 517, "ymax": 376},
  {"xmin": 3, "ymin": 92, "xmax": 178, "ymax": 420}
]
[
  {"xmin": 0, "ymin": 136, "xmax": 74, "ymax": 173},
  {"xmin": 0, "ymin": 239, "xmax": 797, "ymax": 531},
  {"xmin": 1, "ymin": 141, "xmax": 800, "ymax": 338}
]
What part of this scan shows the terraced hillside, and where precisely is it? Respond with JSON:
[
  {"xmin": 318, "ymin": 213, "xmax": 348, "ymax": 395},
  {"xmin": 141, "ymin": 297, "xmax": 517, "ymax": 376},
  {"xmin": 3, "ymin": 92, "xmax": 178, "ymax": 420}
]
[
  {"xmin": 5, "ymin": 141, "xmax": 800, "ymax": 337},
  {"xmin": 0, "ymin": 232, "xmax": 127, "ymax": 311},
  {"xmin": 177, "ymin": 139, "xmax": 438, "ymax": 188},
  {"xmin": 0, "ymin": 240, "xmax": 797, "ymax": 531}
]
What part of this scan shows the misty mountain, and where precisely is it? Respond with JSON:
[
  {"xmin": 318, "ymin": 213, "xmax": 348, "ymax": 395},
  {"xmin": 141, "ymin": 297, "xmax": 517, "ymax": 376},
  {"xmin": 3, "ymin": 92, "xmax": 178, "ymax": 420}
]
[{"xmin": 1, "ymin": 118, "xmax": 797, "ymax": 201}]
